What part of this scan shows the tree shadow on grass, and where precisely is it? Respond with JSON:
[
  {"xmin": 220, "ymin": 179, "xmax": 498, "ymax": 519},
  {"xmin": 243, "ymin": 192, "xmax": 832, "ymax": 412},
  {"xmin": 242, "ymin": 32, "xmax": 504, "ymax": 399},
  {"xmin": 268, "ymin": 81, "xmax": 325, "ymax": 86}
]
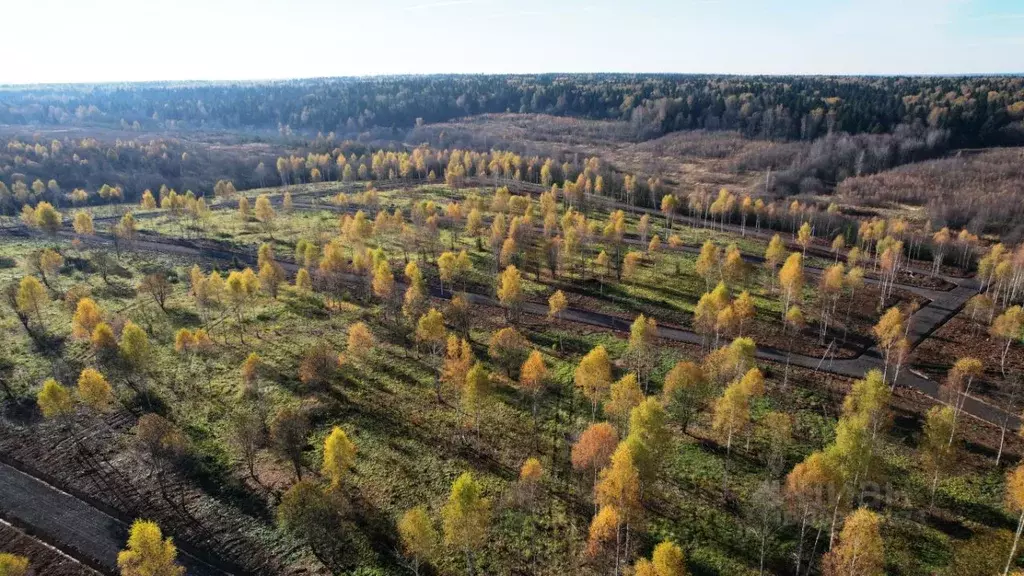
[
  {"xmin": 573, "ymin": 278, "xmax": 693, "ymax": 324},
  {"xmin": 558, "ymin": 331, "xmax": 607, "ymax": 357},
  {"xmin": 920, "ymin": 510, "xmax": 973, "ymax": 539},
  {"xmin": 165, "ymin": 307, "xmax": 203, "ymax": 328},
  {"xmin": 343, "ymin": 487, "xmax": 402, "ymax": 571},
  {"xmin": 890, "ymin": 409, "xmax": 924, "ymax": 444},
  {"xmin": 29, "ymin": 331, "xmax": 66, "ymax": 359},
  {"xmin": 183, "ymin": 452, "xmax": 274, "ymax": 523},
  {"xmin": 93, "ymin": 280, "xmax": 137, "ymax": 300},
  {"xmin": 281, "ymin": 293, "xmax": 331, "ymax": 320},
  {"xmin": 938, "ymin": 494, "xmax": 1016, "ymax": 532},
  {"xmin": 963, "ymin": 438, "xmax": 1002, "ymax": 461}
]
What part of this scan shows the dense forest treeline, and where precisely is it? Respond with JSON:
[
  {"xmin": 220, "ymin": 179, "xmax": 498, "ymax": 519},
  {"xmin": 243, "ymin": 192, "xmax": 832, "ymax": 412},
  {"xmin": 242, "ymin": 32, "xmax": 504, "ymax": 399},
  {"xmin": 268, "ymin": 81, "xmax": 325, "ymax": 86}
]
[{"xmin": 2, "ymin": 75, "xmax": 1022, "ymax": 146}]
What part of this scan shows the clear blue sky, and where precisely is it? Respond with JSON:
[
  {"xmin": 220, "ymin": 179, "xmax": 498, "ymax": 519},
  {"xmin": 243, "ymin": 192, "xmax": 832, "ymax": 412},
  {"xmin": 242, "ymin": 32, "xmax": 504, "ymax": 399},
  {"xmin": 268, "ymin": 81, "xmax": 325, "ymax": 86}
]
[{"xmin": 4, "ymin": 0, "xmax": 1022, "ymax": 84}]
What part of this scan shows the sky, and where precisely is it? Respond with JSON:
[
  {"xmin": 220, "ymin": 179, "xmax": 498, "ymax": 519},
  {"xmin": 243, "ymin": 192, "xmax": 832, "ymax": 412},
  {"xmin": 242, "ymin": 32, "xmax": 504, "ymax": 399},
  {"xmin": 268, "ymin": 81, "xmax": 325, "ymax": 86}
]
[{"xmin": 3, "ymin": 0, "xmax": 1023, "ymax": 84}]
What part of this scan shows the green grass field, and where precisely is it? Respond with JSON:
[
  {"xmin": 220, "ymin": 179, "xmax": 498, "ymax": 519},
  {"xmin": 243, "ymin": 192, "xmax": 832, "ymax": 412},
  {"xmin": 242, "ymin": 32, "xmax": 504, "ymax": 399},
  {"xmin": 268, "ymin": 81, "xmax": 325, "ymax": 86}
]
[{"xmin": 1, "ymin": 182, "xmax": 1020, "ymax": 576}]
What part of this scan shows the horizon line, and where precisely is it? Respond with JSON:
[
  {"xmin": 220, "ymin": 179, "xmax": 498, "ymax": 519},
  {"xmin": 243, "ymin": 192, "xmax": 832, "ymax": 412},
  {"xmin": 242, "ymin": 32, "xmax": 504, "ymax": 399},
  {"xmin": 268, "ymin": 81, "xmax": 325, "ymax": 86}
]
[{"xmin": 3, "ymin": 70, "xmax": 1024, "ymax": 88}]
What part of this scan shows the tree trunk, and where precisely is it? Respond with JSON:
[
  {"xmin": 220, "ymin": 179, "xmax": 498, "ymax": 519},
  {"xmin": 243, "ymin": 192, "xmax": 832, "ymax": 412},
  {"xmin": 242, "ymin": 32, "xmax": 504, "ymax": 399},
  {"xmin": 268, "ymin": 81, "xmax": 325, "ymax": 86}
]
[
  {"xmin": 805, "ymin": 525, "xmax": 823, "ymax": 576},
  {"xmin": 1005, "ymin": 509, "xmax": 1024, "ymax": 576},
  {"xmin": 795, "ymin": 510, "xmax": 808, "ymax": 576},
  {"xmin": 1003, "ymin": 339, "xmax": 1013, "ymax": 377},
  {"xmin": 759, "ymin": 530, "xmax": 768, "ymax": 576}
]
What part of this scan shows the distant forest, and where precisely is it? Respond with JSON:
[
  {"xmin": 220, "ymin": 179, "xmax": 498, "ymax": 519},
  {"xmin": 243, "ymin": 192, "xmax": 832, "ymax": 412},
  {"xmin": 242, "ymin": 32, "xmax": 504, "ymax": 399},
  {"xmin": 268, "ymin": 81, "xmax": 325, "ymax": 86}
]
[{"xmin": 2, "ymin": 75, "xmax": 1022, "ymax": 146}]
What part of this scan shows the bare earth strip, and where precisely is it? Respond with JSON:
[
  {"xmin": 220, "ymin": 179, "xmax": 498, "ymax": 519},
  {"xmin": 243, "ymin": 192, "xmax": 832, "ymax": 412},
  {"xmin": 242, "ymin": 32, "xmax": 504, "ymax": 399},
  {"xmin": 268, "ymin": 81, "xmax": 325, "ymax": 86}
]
[
  {"xmin": 0, "ymin": 519, "xmax": 101, "ymax": 576},
  {"xmin": 0, "ymin": 458, "xmax": 232, "ymax": 576}
]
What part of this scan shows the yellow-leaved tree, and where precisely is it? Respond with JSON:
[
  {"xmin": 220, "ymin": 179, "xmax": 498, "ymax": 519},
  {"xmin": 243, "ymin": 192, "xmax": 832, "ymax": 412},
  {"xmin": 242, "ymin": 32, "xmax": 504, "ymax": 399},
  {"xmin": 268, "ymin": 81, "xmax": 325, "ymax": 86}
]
[
  {"xmin": 1004, "ymin": 463, "xmax": 1024, "ymax": 575},
  {"xmin": 661, "ymin": 193, "xmax": 678, "ymax": 230},
  {"xmin": 821, "ymin": 508, "xmax": 884, "ymax": 576},
  {"xmin": 37, "ymin": 378, "xmax": 74, "ymax": 420},
  {"xmin": 604, "ymin": 372, "xmax": 641, "ymax": 427},
  {"xmin": 416, "ymin": 308, "xmax": 447, "ymax": 374},
  {"xmin": 872, "ymin": 306, "xmax": 905, "ymax": 383},
  {"xmin": 34, "ymin": 201, "xmax": 62, "ymax": 236},
  {"xmin": 920, "ymin": 405, "xmax": 955, "ymax": 505},
  {"xmin": 764, "ymin": 234, "xmax": 787, "ymax": 293},
  {"xmin": 662, "ymin": 361, "xmax": 710, "ymax": 434},
  {"xmin": 797, "ymin": 221, "xmax": 813, "ymax": 255},
  {"xmin": 623, "ymin": 251, "xmax": 642, "ymax": 280},
  {"xmin": 71, "ymin": 297, "xmax": 103, "ymax": 339},
  {"xmin": 238, "ymin": 195, "xmax": 250, "ymax": 220},
  {"xmin": 785, "ymin": 451, "xmax": 837, "ymax": 576},
  {"xmin": 294, "ymin": 267, "xmax": 312, "ymax": 292},
  {"xmin": 321, "ymin": 426, "xmax": 357, "ymax": 490},
  {"xmin": 586, "ymin": 504, "xmax": 620, "ymax": 559},
  {"xmin": 16, "ymin": 275, "xmax": 48, "ymax": 330},
  {"xmin": 778, "ymin": 252, "xmax": 804, "ymax": 320},
  {"xmin": 73, "ymin": 210, "xmax": 95, "ymax": 235},
  {"xmin": 575, "ymin": 345, "xmax": 612, "ymax": 419},
  {"xmin": 254, "ymin": 194, "xmax": 275, "ymax": 237},
  {"xmin": 940, "ymin": 357, "xmax": 983, "ymax": 450},
  {"xmin": 440, "ymin": 335, "xmax": 473, "ymax": 401},
  {"xmin": 695, "ymin": 240, "xmax": 720, "ymax": 290},
  {"xmin": 398, "ymin": 506, "xmax": 438, "ymax": 576},
  {"xmin": 519, "ymin": 350, "xmax": 547, "ymax": 423},
  {"xmin": 992, "ymin": 306, "xmax": 1024, "ymax": 377},
  {"xmin": 461, "ymin": 362, "xmax": 491, "ymax": 433},
  {"xmin": 625, "ymin": 314, "xmax": 658, "ymax": 389},
  {"xmin": 141, "ymin": 189, "xmax": 157, "ymax": 209},
  {"xmin": 548, "ymin": 289, "xmax": 567, "ymax": 349},
  {"xmin": 633, "ymin": 540, "xmax": 688, "ymax": 576},
  {"xmin": 119, "ymin": 321, "xmax": 152, "ymax": 374},
  {"xmin": 77, "ymin": 368, "xmax": 114, "ymax": 413},
  {"xmin": 497, "ymin": 264, "xmax": 523, "ymax": 321},
  {"xmin": 721, "ymin": 243, "xmax": 746, "ymax": 287},
  {"xmin": 117, "ymin": 519, "xmax": 184, "ymax": 576},
  {"xmin": 519, "ymin": 457, "xmax": 543, "ymax": 502},
  {"xmin": 91, "ymin": 322, "xmax": 117, "ymax": 354},
  {"xmin": 0, "ymin": 553, "xmax": 29, "ymax": 576},
  {"xmin": 437, "ymin": 251, "xmax": 457, "ymax": 295},
  {"xmin": 37, "ymin": 248, "xmax": 64, "ymax": 291},
  {"xmin": 712, "ymin": 378, "xmax": 750, "ymax": 458},
  {"xmin": 594, "ymin": 441, "xmax": 642, "ymax": 570},
  {"xmin": 346, "ymin": 322, "xmax": 376, "ymax": 364},
  {"xmin": 627, "ymin": 397, "xmax": 671, "ymax": 488},
  {"xmin": 442, "ymin": 472, "xmax": 490, "ymax": 576}
]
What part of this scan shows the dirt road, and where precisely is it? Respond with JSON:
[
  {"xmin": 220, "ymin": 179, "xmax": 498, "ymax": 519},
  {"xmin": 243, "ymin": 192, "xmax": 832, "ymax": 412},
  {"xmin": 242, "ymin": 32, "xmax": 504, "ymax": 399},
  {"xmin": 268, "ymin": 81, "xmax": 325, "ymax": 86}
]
[{"xmin": 0, "ymin": 457, "xmax": 232, "ymax": 576}]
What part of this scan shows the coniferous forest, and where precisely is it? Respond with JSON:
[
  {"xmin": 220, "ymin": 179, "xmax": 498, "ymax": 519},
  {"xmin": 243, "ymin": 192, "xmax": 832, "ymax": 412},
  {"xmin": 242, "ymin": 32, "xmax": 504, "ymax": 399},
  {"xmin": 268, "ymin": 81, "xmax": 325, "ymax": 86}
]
[{"xmin": 2, "ymin": 75, "xmax": 1022, "ymax": 145}]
